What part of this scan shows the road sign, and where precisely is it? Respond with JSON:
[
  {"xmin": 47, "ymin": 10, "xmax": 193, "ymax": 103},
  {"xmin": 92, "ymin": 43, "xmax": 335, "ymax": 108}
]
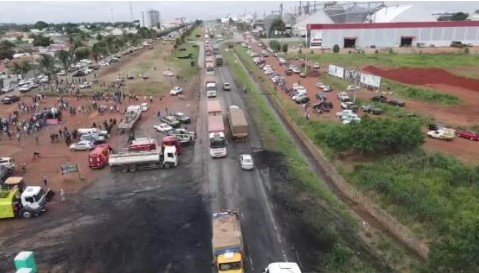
[{"xmin": 60, "ymin": 164, "xmax": 79, "ymax": 175}]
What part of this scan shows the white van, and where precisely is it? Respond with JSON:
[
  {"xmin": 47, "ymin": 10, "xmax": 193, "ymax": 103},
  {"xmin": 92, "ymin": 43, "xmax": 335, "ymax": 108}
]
[{"xmin": 264, "ymin": 263, "xmax": 302, "ymax": 273}]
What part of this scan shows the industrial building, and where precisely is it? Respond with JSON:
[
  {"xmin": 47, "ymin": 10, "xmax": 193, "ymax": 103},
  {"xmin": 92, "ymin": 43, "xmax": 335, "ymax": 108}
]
[
  {"xmin": 141, "ymin": 9, "xmax": 160, "ymax": 29},
  {"xmin": 307, "ymin": 20, "xmax": 479, "ymax": 48}
]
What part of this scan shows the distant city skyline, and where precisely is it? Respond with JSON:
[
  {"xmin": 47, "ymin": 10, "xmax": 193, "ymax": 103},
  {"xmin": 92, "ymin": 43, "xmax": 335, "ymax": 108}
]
[{"xmin": 1, "ymin": 1, "xmax": 478, "ymax": 24}]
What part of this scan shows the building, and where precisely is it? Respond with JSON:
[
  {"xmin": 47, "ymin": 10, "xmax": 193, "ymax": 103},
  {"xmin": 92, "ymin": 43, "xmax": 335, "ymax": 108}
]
[
  {"xmin": 142, "ymin": 9, "xmax": 160, "ymax": 29},
  {"xmin": 307, "ymin": 21, "xmax": 479, "ymax": 49}
]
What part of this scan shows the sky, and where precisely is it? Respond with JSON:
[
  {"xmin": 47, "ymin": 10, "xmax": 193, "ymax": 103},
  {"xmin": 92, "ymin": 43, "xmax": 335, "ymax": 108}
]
[{"xmin": 1, "ymin": 1, "xmax": 478, "ymax": 24}]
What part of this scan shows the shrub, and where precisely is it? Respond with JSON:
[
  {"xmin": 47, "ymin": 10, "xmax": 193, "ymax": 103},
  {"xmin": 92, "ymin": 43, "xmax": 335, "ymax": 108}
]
[
  {"xmin": 333, "ymin": 44, "xmax": 340, "ymax": 53},
  {"xmin": 269, "ymin": 40, "xmax": 281, "ymax": 52},
  {"xmin": 282, "ymin": 43, "xmax": 288, "ymax": 53},
  {"xmin": 464, "ymin": 47, "xmax": 470, "ymax": 54},
  {"xmin": 388, "ymin": 48, "xmax": 395, "ymax": 54}
]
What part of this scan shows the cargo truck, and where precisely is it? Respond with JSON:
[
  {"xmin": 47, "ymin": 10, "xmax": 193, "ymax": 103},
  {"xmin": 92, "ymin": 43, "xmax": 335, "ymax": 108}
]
[
  {"xmin": 208, "ymin": 115, "xmax": 227, "ymax": 157},
  {"xmin": 228, "ymin": 106, "xmax": 248, "ymax": 141},
  {"xmin": 264, "ymin": 263, "xmax": 302, "ymax": 273},
  {"xmin": 212, "ymin": 210, "xmax": 245, "ymax": 273},
  {"xmin": 206, "ymin": 81, "xmax": 217, "ymax": 98},
  {"xmin": 109, "ymin": 145, "xmax": 177, "ymax": 172},
  {"xmin": 215, "ymin": 55, "xmax": 223, "ymax": 66},
  {"xmin": 0, "ymin": 179, "xmax": 48, "ymax": 219}
]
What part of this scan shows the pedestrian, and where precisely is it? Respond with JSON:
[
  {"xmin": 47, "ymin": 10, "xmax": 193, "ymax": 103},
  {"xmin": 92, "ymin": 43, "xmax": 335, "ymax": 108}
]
[
  {"xmin": 165, "ymin": 107, "xmax": 168, "ymax": 114},
  {"xmin": 42, "ymin": 175, "xmax": 47, "ymax": 187},
  {"xmin": 149, "ymin": 96, "xmax": 153, "ymax": 103},
  {"xmin": 35, "ymin": 136, "xmax": 39, "ymax": 146},
  {"xmin": 59, "ymin": 129, "xmax": 63, "ymax": 139},
  {"xmin": 33, "ymin": 150, "xmax": 40, "ymax": 159},
  {"xmin": 157, "ymin": 111, "xmax": 161, "ymax": 118}
]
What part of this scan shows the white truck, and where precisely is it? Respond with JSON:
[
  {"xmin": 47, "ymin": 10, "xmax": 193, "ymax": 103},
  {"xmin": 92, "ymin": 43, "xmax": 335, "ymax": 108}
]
[
  {"xmin": 206, "ymin": 81, "xmax": 217, "ymax": 98},
  {"xmin": 118, "ymin": 105, "xmax": 142, "ymax": 131},
  {"xmin": 109, "ymin": 146, "xmax": 178, "ymax": 172},
  {"xmin": 263, "ymin": 263, "xmax": 302, "ymax": 273},
  {"xmin": 212, "ymin": 210, "xmax": 245, "ymax": 273}
]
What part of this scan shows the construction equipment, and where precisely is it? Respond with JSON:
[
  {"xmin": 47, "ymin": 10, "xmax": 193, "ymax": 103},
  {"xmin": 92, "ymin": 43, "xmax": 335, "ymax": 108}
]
[{"xmin": 212, "ymin": 210, "xmax": 245, "ymax": 273}]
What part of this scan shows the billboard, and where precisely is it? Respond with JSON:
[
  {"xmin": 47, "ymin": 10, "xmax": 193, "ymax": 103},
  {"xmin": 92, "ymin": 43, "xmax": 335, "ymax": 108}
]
[
  {"xmin": 310, "ymin": 30, "xmax": 323, "ymax": 48},
  {"xmin": 360, "ymin": 73, "xmax": 381, "ymax": 88},
  {"xmin": 328, "ymin": 65, "xmax": 344, "ymax": 78}
]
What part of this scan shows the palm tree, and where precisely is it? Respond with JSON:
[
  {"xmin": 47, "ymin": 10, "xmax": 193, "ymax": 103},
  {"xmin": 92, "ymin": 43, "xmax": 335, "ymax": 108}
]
[
  {"xmin": 20, "ymin": 60, "xmax": 31, "ymax": 79},
  {"xmin": 91, "ymin": 42, "xmax": 107, "ymax": 64},
  {"xmin": 39, "ymin": 54, "xmax": 55, "ymax": 86},
  {"xmin": 58, "ymin": 50, "xmax": 71, "ymax": 83}
]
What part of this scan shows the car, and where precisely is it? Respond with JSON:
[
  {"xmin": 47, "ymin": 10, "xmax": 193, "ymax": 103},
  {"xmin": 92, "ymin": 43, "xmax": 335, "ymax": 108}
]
[
  {"xmin": 169, "ymin": 128, "xmax": 196, "ymax": 139},
  {"xmin": 346, "ymin": 85, "xmax": 360, "ymax": 91},
  {"xmin": 223, "ymin": 83, "xmax": 231, "ymax": 91},
  {"xmin": 153, "ymin": 123, "xmax": 173, "ymax": 132},
  {"xmin": 18, "ymin": 79, "xmax": 27, "ymax": 86},
  {"xmin": 72, "ymin": 70, "xmax": 87, "ymax": 77},
  {"xmin": 313, "ymin": 101, "xmax": 333, "ymax": 111},
  {"xmin": 322, "ymin": 85, "xmax": 333, "ymax": 92},
  {"xmin": 371, "ymin": 95, "xmax": 388, "ymax": 103},
  {"xmin": 427, "ymin": 128, "xmax": 455, "ymax": 141},
  {"xmin": 388, "ymin": 99, "xmax": 406, "ymax": 107},
  {"xmin": 343, "ymin": 115, "xmax": 361, "ymax": 125},
  {"xmin": 285, "ymin": 69, "xmax": 293, "ymax": 76},
  {"xmin": 240, "ymin": 154, "xmax": 254, "ymax": 170},
  {"xmin": 2, "ymin": 95, "xmax": 20, "ymax": 104},
  {"xmin": 336, "ymin": 109, "xmax": 354, "ymax": 120},
  {"xmin": 316, "ymin": 82, "xmax": 325, "ymax": 89},
  {"xmin": 57, "ymin": 70, "xmax": 66, "ymax": 76},
  {"xmin": 70, "ymin": 140, "xmax": 95, "ymax": 151},
  {"xmin": 19, "ymin": 85, "xmax": 31, "ymax": 92},
  {"xmin": 456, "ymin": 130, "xmax": 479, "ymax": 141},
  {"xmin": 39, "ymin": 76, "xmax": 48, "ymax": 83},
  {"xmin": 294, "ymin": 94, "xmax": 310, "ymax": 104},
  {"xmin": 278, "ymin": 58, "xmax": 287, "ymax": 65},
  {"xmin": 80, "ymin": 133, "xmax": 107, "ymax": 144},
  {"xmin": 315, "ymin": 93, "xmax": 328, "ymax": 101},
  {"xmin": 140, "ymin": 103, "xmax": 149, "ymax": 112},
  {"xmin": 170, "ymin": 86, "xmax": 184, "ymax": 95},
  {"xmin": 98, "ymin": 61, "xmax": 109, "ymax": 66},
  {"xmin": 163, "ymin": 70, "xmax": 174, "ymax": 76},
  {"xmin": 127, "ymin": 74, "xmax": 135, "ymax": 79},
  {"xmin": 160, "ymin": 115, "xmax": 181, "ymax": 128},
  {"xmin": 2, "ymin": 85, "xmax": 14, "ymax": 93},
  {"xmin": 340, "ymin": 101, "xmax": 354, "ymax": 110},
  {"xmin": 291, "ymin": 67, "xmax": 301, "ymax": 74},
  {"xmin": 173, "ymin": 112, "xmax": 191, "ymax": 124},
  {"xmin": 79, "ymin": 82, "xmax": 92, "ymax": 89},
  {"xmin": 299, "ymin": 72, "xmax": 307, "ymax": 78},
  {"xmin": 361, "ymin": 104, "xmax": 383, "ymax": 115},
  {"xmin": 337, "ymin": 92, "xmax": 350, "ymax": 102},
  {"xmin": 313, "ymin": 63, "xmax": 320, "ymax": 69}
]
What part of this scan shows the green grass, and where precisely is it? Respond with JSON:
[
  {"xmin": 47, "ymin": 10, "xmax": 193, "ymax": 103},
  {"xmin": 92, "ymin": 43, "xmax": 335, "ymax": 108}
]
[
  {"xmin": 297, "ymin": 52, "xmax": 479, "ymax": 69},
  {"xmin": 385, "ymin": 80, "xmax": 461, "ymax": 105}
]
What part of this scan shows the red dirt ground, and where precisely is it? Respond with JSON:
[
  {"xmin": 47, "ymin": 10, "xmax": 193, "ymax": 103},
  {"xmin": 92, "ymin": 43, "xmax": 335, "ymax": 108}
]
[{"xmin": 363, "ymin": 66, "xmax": 479, "ymax": 91}]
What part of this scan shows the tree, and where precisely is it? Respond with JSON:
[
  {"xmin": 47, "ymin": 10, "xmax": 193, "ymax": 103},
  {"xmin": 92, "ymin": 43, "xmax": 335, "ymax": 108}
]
[
  {"xmin": 39, "ymin": 54, "xmax": 55, "ymax": 84},
  {"xmin": 33, "ymin": 35, "xmax": 53, "ymax": 47},
  {"xmin": 333, "ymin": 44, "xmax": 340, "ymax": 53},
  {"xmin": 270, "ymin": 18, "xmax": 286, "ymax": 37},
  {"xmin": 34, "ymin": 21, "xmax": 49, "ymax": 30},
  {"xmin": 0, "ymin": 40, "xmax": 15, "ymax": 59},
  {"xmin": 58, "ymin": 50, "xmax": 71, "ymax": 82},
  {"xmin": 91, "ymin": 42, "xmax": 108, "ymax": 63},
  {"xmin": 282, "ymin": 43, "xmax": 288, "ymax": 53},
  {"xmin": 269, "ymin": 40, "xmax": 281, "ymax": 52},
  {"xmin": 451, "ymin": 12, "xmax": 469, "ymax": 21},
  {"xmin": 74, "ymin": 46, "xmax": 91, "ymax": 61},
  {"xmin": 20, "ymin": 60, "xmax": 31, "ymax": 78}
]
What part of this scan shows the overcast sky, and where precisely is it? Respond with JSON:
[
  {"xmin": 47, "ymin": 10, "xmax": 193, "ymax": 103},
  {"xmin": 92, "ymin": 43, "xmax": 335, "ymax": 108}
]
[{"xmin": 1, "ymin": 1, "xmax": 478, "ymax": 24}]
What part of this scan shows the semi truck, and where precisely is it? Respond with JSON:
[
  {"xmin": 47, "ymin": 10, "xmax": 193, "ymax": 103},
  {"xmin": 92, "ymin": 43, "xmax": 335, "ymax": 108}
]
[
  {"xmin": 206, "ymin": 81, "xmax": 217, "ymax": 98},
  {"xmin": 212, "ymin": 210, "xmax": 245, "ymax": 273},
  {"xmin": 228, "ymin": 105, "xmax": 248, "ymax": 141},
  {"xmin": 207, "ymin": 99, "xmax": 227, "ymax": 157},
  {"xmin": 118, "ymin": 105, "xmax": 142, "ymax": 131},
  {"xmin": 207, "ymin": 99, "xmax": 222, "ymax": 116},
  {"xmin": 0, "ymin": 177, "xmax": 48, "ymax": 219},
  {"xmin": 109, "ymin": 145, "xmax": 178, "ymax": 172},
  {"xmin": 215, "ymin": 55, "xmax": 223, "ymax": 66}
]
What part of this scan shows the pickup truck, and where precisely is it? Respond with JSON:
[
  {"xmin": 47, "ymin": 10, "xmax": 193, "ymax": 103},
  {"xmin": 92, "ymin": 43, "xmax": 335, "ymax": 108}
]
[{"xmin": 427, "ymin": 128, "xmax": 455, "ymax": 141}]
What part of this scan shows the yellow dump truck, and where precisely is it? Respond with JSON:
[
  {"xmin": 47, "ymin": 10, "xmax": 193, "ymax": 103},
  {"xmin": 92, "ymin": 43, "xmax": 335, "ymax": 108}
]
[
  {"xmin": 212, "ymin": 210, "xmax": 245, "ymax": 273},
  {"xmin": 0, "ymin": 177, "xmax": 48, "ymax": 219}
]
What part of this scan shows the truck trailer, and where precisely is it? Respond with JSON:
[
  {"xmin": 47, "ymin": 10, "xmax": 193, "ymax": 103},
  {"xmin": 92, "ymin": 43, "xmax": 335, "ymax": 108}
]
[
  {"xmin": 212, "ymin": 210, "xmax": 245, "ymax": 273},
  {"xmin": 208, "ymin": 115, "xmax": 227, "ymax": 157},
  {"xmin": 109, "ymin": 145, "xmax": 177, "ymax": 172},
  {"xmin": 228, "ymin": 105, "xmax": 248, "ymax": 141}
]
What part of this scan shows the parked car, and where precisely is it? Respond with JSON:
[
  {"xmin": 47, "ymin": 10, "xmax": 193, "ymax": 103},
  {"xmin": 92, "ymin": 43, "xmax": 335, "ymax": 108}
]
[
  {"xmin": 153, "ymin": 123, "xmax": 173, "ymax": 132},
  {"xmin": 456, "ymin": 130, "xmax": 479, "ymax": 141},
  {"xmin": 79, "ymin": 82, "xmax": 92, "ymax": 89},
  {"xmin": 388, "ymin": 99, "xmax": 406, "ymax": 107},
  {"xmin": 316, "ymin": 82, "xmax": 326, "ymax": 89},
  {"xmin": 313, "ymin": 63, "xmax": 320, "ymax": 69},
  {"xmin": 316, "ymin": 93, "xmax": 327, "ymax": 101},
  {"xmin": 160, "ymin": 115, "xmax": 181, "ymax": 128},
  {"xmin": 173, "ymin": 112, "xmax": 191, "ymax": 124},
  {"xmin": 240, "ymin": 154, "xmax": 254, "ymax": 170},
  {"xmin": 57, "ymin": 70, "xmax": 66, "ymax": 76},
  {"xmin": 371, "ymin": 95, "xmax": 388, "ymax": 103},
  {"xmin": 140, "ymin": 103, "xmax": 149, "ymax": 112},
  {"xmin": 285, "ymin": 69, "xmax": 293, "ymax": 76},
  {"xmin": 70, "ymin": 140, "xmax": 95, "ymax": 151},
  {"xmin": 427, "ymin": 128, "xmax": 455, "ymax": 141},
  {"xmin": 127, "ymin": 74, "xmax": 135, "ymax": 79},
  {"xmin": 72, "ymin": 70, "xmax": 87, "ymax": 77},
  {"xmin": 294, "ymin": 94, "xmax": 310, "ymax": 104},
  {"xmin": 2, "ymin": 95, "xmax": 20, "ymax": 104},
  {"xmin": 312, "ymin": 101, "xmax": 333, "ymax": 112},
  {"xmin": 336, "ymin": 109, "xmax": 355, "ymax": 120},
  {"xmin": 18, "ymin": 85, "xmax": 31, "ymax": 92},
  {"xmin": 223, "ymin": 82, "xmax": 231, "ymax": 91},
  {"xmin": 346, "ymin": 85, "xmax": 360, "ymax": 91},
  {"xmin": 337, "ymin": 92, "xmax": 350, "ymax": 102},
  {"xmin": 322, "ymin": 86, "xmax": 333, "ymax": 92},
  {"xmin": 343, "ymin": 115, "xmax": 361, "ymax": 125},
  {"xmin": 299, "ymin": 72, "xmax": 307, "ymax": 78},
  {"xmin": 168, "ymin": 128, "xmax": 196, "ymax": 139},
  {"xmin": 361, "ymin": 104, "xmax": 383, "ymax": 115},
  {"xmin": 80, "ymin": 133, "xmax": 107, "ymax": 144},
  {"xmin": 170, "ymin": 86, "xmax": 184, "ymax": 95},
  {"xmin": 1, "ymin": 85, "xmax": 14, "ymax": 93}
]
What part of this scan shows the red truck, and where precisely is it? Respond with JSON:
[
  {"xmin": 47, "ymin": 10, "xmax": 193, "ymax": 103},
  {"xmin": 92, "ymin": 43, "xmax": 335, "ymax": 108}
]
[{"xmin": 89, "ymin": 144, "xmax": 113, "ymax": 169}]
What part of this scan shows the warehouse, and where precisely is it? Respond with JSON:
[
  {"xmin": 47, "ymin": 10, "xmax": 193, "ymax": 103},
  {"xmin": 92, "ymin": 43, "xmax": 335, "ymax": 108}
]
[{"xmin": 307, "ymin": 21, "xmax": 479, "ymax": 49}]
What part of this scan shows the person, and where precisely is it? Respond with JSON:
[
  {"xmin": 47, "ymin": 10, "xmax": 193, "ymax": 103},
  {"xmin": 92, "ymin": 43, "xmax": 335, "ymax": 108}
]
[
  {"xmin": 33, "ymin": 151, "xmax": 40, "ymax": 159},
  {"xmin": 21, "ymin": 162, "xmax": 26, "ymax": 173},
  {"xmin": 42, "ymin": 175, "xmax": 47, "ymax": 186},
  {"xmin": 35, "ymin": 136, "xmax": 39, "ymax": 146},
  {"xmin": 157, "ymin": 111, "xmax": 161, "ymax": 118}
]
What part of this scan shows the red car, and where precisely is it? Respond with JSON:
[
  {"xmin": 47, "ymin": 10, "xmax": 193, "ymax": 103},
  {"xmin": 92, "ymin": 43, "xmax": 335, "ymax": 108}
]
[{"xmin": 456, "ymin": 131, "xmax": 479, "ymax": 141}]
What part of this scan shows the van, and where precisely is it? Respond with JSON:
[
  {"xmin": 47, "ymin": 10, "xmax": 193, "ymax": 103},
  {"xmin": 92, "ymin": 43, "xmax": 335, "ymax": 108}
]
[
  {"xmin": 88, "ymin": 144, "xmax": 113, "ymax": 169},
  {"xmin": 0, "ymin": 157, "xmax": 15, "ymax": 170}
]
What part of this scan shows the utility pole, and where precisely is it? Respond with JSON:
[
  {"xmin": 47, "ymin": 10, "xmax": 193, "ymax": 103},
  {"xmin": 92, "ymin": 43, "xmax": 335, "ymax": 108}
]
[
  {"xmin": 129, "ymin": 2, "xmax": 134, "ymax": 22},
  {"xmin": 111, "ymin": 9, "xmax": 115, "ymax": 25}
]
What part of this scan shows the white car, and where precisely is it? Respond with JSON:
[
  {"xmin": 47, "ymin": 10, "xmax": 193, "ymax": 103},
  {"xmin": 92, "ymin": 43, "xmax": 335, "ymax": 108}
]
[
  {"xmin": 223, "ymin": 83, "xmax": 231, "ymax": 91},
  {"xmin": 340, "ymin": 101, "xmax": 355, "ymax": 109},
  {"xmin": 79, "ymin": 82, "xmax": 92, "ymax": 89},
  {"xmin": 322, "ymin": 85, "xmax": 332, "ymax": 92},
  {"xmin": 40, "ymin": 76, "xmax": 48, "ymax": 83},
  {"xmin": 57, "ymin": 70, "xmax": 66, "ymax": 76},
  {"xmin": 170, "ymin": 86, "xmax": 183, "ymax": 95},
  {"xmin": 240, "ymin": 154, "xmax": 254, "ymax": 170},
  {"xmin": 343, "ymin": 115, "xmax": 361, "ymax": 125},
  {"xmin": 163, "ymin": 70, "xmax": 174, "ymax": 76},
  {"xmin": 337, "ymin": 92, "xmax": 350, "ymax": 102},
  {"xmin": 140, "ymin": 103, "xmax": 149, "ymax": 112},
  {"xmin": 336, "ymin": 109, "xmax": 354, "ymax": 120},
  {"xmin": 278, "ymin": 58, "xmax": 287, "ymax": 65},
  {"xmin": 2, "ymin": 85, "xmax": 14, "ymax": 93},
  {"xmin": 346, "ymin": 85, "xmax": 360, "ymax": 92},
  {"xmin": 19, "ymin": 85, "xmax": 31, "ymax": 92},
  {"xmin": 154, "ymin": 123, "xmax": 173, "ymax": 132},
  {"xmin": 98, "ymin": 61, "xmax": 109, "ymax": 67},
  {"xmin": 70, "ymin": 140, "xmax": 95, "ymax": 151},
  {"xmin": 313, "ymin": 63, "xmax": 320, "ymax": 69}
]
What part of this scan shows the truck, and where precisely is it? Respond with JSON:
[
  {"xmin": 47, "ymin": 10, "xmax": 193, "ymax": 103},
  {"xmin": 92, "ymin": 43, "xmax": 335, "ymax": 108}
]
[
  {"xmin": 207, "ymin": 99, "xmax": 222, "ymax": 116},
  {"xmin": 228, "ymin": 105, "xmax": 248, "ymax": 141},
  {"xmin": 215, "ymin": 55, "xmax": 223, "ymax": 66},
  {"xmin": 0, "ymin": 177, "xmax": 48, "ymax": 219},
  {"xmin": 206, "ymin": 81, "xmax": 217, "ymax": 98},
  {"xmin": 109, "ymin": 145, "xmax": 178, "ymax": 172},
  {"xmin": 118, "ymin": 105, "xmax": 142, "ymax": 131},
  {"xmin": 212, "ymin": 210, "xmax": 245, "ymax": 273},
  {"xmin": 208, "ymin": 115, "xmax": 227, "ymax": 158},
  {"xmin": 264, "ymin": 263, "xmax": 302, "ymax": 273}
]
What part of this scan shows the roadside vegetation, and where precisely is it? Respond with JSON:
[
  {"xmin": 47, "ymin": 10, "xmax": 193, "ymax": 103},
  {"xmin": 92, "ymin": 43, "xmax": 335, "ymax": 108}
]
[
  {"xmin": 224, "ymin": 47, "xmax": 399, "ymax": 273},
  {"xmin": 234, "ymin": 46, "xmax": 479, "ymax": 273},
  {"xmin": 384, "ymin": 80, "xmax": 461, "ymax": 105}
]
